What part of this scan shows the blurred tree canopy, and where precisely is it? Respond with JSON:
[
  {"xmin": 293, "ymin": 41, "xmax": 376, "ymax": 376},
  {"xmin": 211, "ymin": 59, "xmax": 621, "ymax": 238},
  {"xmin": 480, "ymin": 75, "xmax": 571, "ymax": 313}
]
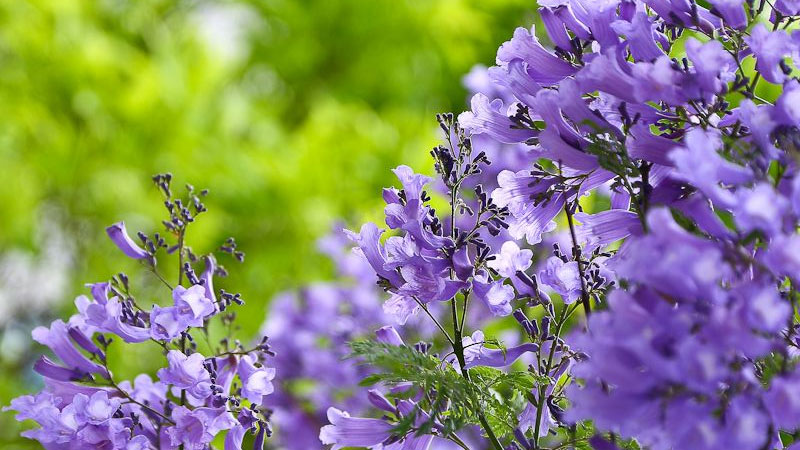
[{"xmin": 0, "ymin": 0, "xmax": 533, "ymax": 447}]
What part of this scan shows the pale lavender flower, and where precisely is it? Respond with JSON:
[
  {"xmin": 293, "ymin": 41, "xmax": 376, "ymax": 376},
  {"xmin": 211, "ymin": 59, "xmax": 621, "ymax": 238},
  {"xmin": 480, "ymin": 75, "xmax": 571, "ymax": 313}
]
[
  {"xmin": 167, "ymin": 406, "xmax": 237, "ymax": 450},
  {"xmin": 157, "ymin": 350, "xmax": 213, "ymax": 401},
  {"xmin": 236, "ymin": 354, "xmax": 276, "ymax": 404},
  {"xmin": 538, "ymin": 256, "xmax": 582, "ymax": 304},
  {"xmin": 458, "ymin": 94, "xmax": 538, "ymax": 144},
  {"xmin": 472, "ymin": 271, "xmax": 514, "ymax": 317}
]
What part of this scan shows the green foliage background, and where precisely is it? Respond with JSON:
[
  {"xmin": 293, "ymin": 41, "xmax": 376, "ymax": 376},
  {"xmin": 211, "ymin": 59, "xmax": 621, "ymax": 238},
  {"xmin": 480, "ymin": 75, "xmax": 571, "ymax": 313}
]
[{"xmin": 0, "ymin": 0, "xmax": 534, "ymax": 447}]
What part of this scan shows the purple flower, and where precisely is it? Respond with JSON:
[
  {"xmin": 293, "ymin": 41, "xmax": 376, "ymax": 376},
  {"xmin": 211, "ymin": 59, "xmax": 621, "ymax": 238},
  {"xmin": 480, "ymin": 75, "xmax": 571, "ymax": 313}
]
[
  {"xmin": 224, "ymin": 424, "xmax": 247, "ymax": 450},
  {"xmin": 73, "ymin": 391, "xmax": 121, "ymax": 425},
  {"xmin": 459, "ymin": 94, "xmax": 537, "ymax": 144},
  {"xmin": 375, "ymin": 326, "xmax": 406, "ymax": 346},
  {"xmin": 492, "ymin": 170, "xmax": 561, "ymax": 244},
  {"xmin": 685, "ymin": 38, "xmax": 736, "ymax": 96},
  {"xmin": 761, "ymin": 234, "xmax": 800, "ymax": 280},
  {"xmin": 461, "ymin": 331, "xmax": 538, "ymax": 369},
  {"xmin": 149, "ymin": 305, "xmax": 186, "ymax": 341},
  {"xmin": 319, "ymin": 407, "xmax": 393, "ymax": 449},
  {"xmin": 736, "ymin": 99, "xmax": 779, "ymax": 155},
  {"xmin": 236, "ymin": 354, "xmax": 276, "ymax": 404},
  {"xmin": 472, "ymin": 271, "xmax": 513, "ymax": 317},
  {"xmin": 382, "ymin": 293, "xmax": 420, "ymax": 325},
  {"xmin": 157, "ymin": 350, "xmax": 213, "ymax": 401},
  {"xmin": 118, "ymin": 374, "xmax": 167, "ymax": 413},
  {"xmin": 538, "ymin": 256, "xmax": 582, "ymax": 304},
  {"xmin": 83, "ymin": 296, "xmax": 150, "ymax": 343},
  {"xmin": 575, "ymin": 210, "xmax": 641, "ymax": 250},
  {"xmin": 347, "ymin": 223, "xmax": 404, "ymax": 287},
  {"xmin": 31, "ymin": 320, "xmax": 108, "ymax": 379},
  {"xmin": 200, "ymin": 255, "xmax": 218, "ymax": 304},
  {"xmin": 745, "ymin": 24, "xmax": 793, "ymax": 84},
  {"xmin": 486, "ymin": 241, "xmax": 533, "ymax": 278},
  {"xmin": 127, "ymin": 435, "xmax": 152, "ymax": 450},
  {"xmin": 626, "ymin": 123, "xmax": 677, "ymax": 166},
  {"xmin": 709, "ymin": 0, "xmax": 747, "ymax": 28},
  {"xmin": 766, "ymin": 374, "xmax": 800, "ymax": 430},
  {"xmin": 4, "ymin": 390, "xmax": 133, "ymax": 448},
  {"xmin": 612, "ymin": 209, "xmax": 729, "ymax": 301},
  {"xmin": 611, "ymin": 12, "xmax": 664, "ymax": 61},
  {"xmin": 668, "ymin": 128, "xmax": 752, "ymax": 207},
  {"xmin": 167, "ymin": 406, "xmax": 237, "ymax": 450},
  {"xmin": 733, "ymin": 182, "xmax": 788, "ymax": 236},
  {"xmin": 397, "ymin": 264, "xmax": 466, "ymax": 303},
  {"xmin": 173, "ymin": 284, "xmax": 215, "ymax": 327},
  {"xmin": 495, "ymin": 26, "xmax": 577, "ymax": 84},
  {"xmin": 33, "ymin": 355, "xmax": 87, "ymax": 381},
  {"xmin": 519, "ymin": 395, "xmax": 556, "ymax": 438},
  {"xmin": 105, "ymin": 222, "xmax": 149, "ymax": 259},
  {"xmin": 774, "ymin": 79, "xmax": 800, "ymax": 126},
  {"xmin": 775, "ymin": 0, "xmax": 800, "ymax": 14}
]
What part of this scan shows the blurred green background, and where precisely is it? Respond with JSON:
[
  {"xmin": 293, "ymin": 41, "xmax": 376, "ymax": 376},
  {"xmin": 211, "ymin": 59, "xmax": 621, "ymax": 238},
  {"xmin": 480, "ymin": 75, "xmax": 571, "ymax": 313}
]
[{"xmin": 0, "ymin": 0, "xmax": 534, "ymax": 447}]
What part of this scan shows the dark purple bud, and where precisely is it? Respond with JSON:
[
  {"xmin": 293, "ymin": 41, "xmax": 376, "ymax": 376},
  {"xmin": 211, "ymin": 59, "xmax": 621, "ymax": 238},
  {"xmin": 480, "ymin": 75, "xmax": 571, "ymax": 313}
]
[
  {"xmin": 106, "ymin": 222, "xmax": 149, "ymax": 259},
  {"xmin": 238, "ymin": 407, "xmax": 258, "ymax": 430},
  {"xmin": 516, "ymin": 271, "xmax": 538, "ymax": 290},
  {"xmin": 513, "ymin": 427, "xmax": 534, "ymax": 449},
  {"xmin": 513, "ymin": 309, "xmax": 536, "ymax": 337},
  {"xmin": 452, "ymin": 246, "xmax": 473, "ymax": 280},
  {"xmin": 68, "ymin": 327, "xmax": 104, "ymax": 359},
  {"xmin": 541, "ymin": 317, "xmax": 551, "ymax": 339},
  {"xmin": 253, "ymin": 423, "xmax": 267, "ymax": 449}
]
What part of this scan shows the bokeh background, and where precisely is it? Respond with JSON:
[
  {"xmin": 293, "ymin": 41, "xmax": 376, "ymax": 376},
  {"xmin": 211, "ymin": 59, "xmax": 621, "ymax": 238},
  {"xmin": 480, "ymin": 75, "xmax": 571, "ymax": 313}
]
[{"xmin": 0, "ymin": 0, "xmax": 536, "ymax": 447}]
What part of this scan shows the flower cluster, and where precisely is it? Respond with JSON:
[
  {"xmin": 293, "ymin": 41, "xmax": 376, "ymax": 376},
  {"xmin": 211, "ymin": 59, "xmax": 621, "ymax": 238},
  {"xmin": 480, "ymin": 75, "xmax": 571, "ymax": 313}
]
[
  {"xmin": 459, "ymin": 0, "xmax": 800, "ymax": 448},
  {"xmin": 6, "ymin": 175, "xmax": 275, "ymax": 449},
  {"xmin": 322, "ymin": 0, "xmax": 800, "ymax": 449}
]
